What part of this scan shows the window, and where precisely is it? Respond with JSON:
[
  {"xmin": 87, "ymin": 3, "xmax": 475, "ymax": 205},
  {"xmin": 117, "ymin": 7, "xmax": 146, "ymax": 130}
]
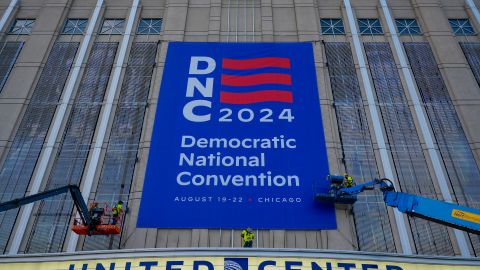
[
  {"xmin": 0, "ymin": 42, "xmax": 79, "ymax": 253},
  {"xmin": 449, "ymin": 19, "xmax": 475, "ymax": 36},
  {"xmin": 137, "ymin": 18, "xmax": 162, "ymax": 35},
  {"xmin": 62, "ymin": 19, "xmax": 88, "ymax": 35},
  {"xmin": 395, "ymin": 19, "xmax": 421, "ymax": 35},
  {"xmin": 100, "ymin": 19, "xmax": 125, "ymax": 35},
  {"xmin": 0, "ymin": 42, "xmax": 23, "ymax": 92},
  {"xmin": 320, "ymin": 19, "xmax": 345, "ymax": 35},
  {"xmin": 9, "ymin": 19, "xmax": 35, "ymax": 35},
  {"xmin": 358, "ymin": 19, "xmax": 383, "ymax": 35},
  {"xmin": 324, "ymin": 42, "xmax": 397, "ymax": 252}
]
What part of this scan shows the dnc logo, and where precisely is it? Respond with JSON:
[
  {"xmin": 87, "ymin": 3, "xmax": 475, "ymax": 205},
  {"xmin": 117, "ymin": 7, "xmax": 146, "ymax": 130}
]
[
  {"xmin": 183, "ymin": 55, "xmax": 295, "ymax": 124},
  {"xmin": 224, "ymin": 258, "xmax": 249, "ymax": 270}
]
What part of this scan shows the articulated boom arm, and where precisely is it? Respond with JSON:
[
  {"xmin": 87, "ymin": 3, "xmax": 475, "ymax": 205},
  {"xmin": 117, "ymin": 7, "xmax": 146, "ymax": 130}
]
[
  {"xmin": 382, "ymin": 191, "xmax": 480, "ymax": 234},
  {"xmin": 0, "ymin": 185, "xmax": 92, "ymax": 226},
  {"xmin": 316, "ymin": 176, "xmax": 480, "ymax": 235},
  {"xmin": 336, "ymin": 178, "xmax": 394, "ymax": 196}
]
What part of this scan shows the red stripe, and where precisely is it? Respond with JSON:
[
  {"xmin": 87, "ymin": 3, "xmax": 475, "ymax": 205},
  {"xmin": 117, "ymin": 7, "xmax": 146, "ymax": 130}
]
[
  {"xmin": 221, "ymin": 73, "xmax": 292, "ymax": 86},
  {"xmin": 222, "ymin": 57, "xmax": 291, "ymax": 70},
  {"xmin": 220, "ymin": 90, "xmax": 293, "ymax": 104}
]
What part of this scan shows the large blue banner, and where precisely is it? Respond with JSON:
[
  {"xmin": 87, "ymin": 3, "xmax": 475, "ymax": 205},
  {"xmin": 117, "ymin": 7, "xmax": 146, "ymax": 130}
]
[{"xmin": 138, "ymin": 42, "xmax": 335, "ymax": 229}]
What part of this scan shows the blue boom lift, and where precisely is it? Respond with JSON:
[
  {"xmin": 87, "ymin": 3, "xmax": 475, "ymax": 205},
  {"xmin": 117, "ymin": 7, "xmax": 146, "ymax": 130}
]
[
  {"xmin": 316, "ymin": 175, "xmax": 480, "ymax": 234},
  {"xmin": 0, "ymin": 185, "xmax": 123, "ymax": 235}
]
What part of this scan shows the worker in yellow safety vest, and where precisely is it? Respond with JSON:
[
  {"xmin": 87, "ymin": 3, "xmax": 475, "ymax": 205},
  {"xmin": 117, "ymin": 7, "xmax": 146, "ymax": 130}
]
[
  {"xmin": 241, "ymin": 227, "xmax": 254, "ymax": 247},
  {"xmin": 111, "ymin": 200, "xmax": 123, "ymax": 225},
  {"xmin": 344, "ymin": 174, "xmax": 354, "ymax": 188}
]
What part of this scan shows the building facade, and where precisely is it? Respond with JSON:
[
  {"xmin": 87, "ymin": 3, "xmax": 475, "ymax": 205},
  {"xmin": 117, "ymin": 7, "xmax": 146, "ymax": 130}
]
[{"xmin": 0, "ymin": 0, "xmax": 479, "ymax": 259}]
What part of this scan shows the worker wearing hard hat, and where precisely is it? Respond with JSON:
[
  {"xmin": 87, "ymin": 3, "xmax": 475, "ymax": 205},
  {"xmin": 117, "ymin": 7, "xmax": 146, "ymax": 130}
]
[
  {"xmin": 111, "ymin": 200, "xmax": 124, "ymax": 225},
  {"xmin": 344, "ymin": 174, "xmax": 354, "ymax": 188},
  {"xmin": 241, "ymin": 227, "xmax": 254, "ymax": 247}
]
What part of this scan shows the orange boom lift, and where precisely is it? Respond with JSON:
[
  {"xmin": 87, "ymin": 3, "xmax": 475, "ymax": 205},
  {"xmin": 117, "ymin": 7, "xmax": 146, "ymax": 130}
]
[{"xmin": 0, "ymin": 185, "xmax": 124, "ymax": 236}]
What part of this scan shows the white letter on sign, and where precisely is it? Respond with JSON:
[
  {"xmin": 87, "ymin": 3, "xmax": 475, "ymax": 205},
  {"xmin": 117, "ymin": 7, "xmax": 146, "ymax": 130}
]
[
  {"xmin": 183, "ymin": 100, "xmax": 212, "ymax": 122},
  {"xmin": 189, "ymin": 57, "xmax": 216, "ymax": 75},
  {"xmin": 186, "ymin": 78, "xmax": 213, "ymax": 98}
]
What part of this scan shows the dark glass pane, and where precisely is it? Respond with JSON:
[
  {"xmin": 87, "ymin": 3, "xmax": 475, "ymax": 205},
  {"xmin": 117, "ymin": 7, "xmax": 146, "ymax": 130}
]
[
  {"xmin": 101, "ymin": 19, "xmax": 125, "ymax": 35},
  {"xmin": 395, "ymin": 19, "xmax": 421, "ymax": 35},
  {"xmin": 9, "ymin": 19, "xmax": 35, "ymax": 35},
  {"xmin": 0, "ymin": 42, "xmax": 23, "ymax": 92},
  {"xmin": 449, "ymin": 19, "xmax": 475, "ymax": 36},
  {"xmin": 62, "ymin": 19, "xmax": 88, "ymax": 35},
  {"xmin": 358, "ymin": 19, "xmax": 383, "ymax": 35},
  {"xmin": 460, "ymin": 42, "xmax": 480, "ymax": 87},
  {"xmin": 137, "ymin": 19, "xmax": 162, "ymax": 35},
  {"xmin": 320, "ymin": 19, "xmax": 345, "ymax": 35}
]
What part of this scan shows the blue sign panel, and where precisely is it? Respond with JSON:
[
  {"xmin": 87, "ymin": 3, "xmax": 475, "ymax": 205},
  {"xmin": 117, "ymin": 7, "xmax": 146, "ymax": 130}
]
[{"xmin": 138, "ymin": 42, "xmax": 335, "ymax": 229}]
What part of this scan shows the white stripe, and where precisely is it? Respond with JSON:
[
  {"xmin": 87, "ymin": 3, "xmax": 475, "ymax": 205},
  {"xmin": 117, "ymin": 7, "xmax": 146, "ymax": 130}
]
[
  {"xmin": 466, "ymin": 0, "xmax": 480, "ymax": 26},
  {"xmin": 343, "ymin": 0, "xmax": 413, "ymax": 255},
  {"xmin": 0, "ymin": 0, "xmax": 18, "ymax": 33},
  {"xmin": 65, "ymin": 0, "xmax": 139, "ymax": 252},
  {"xmin": 7, "ymin": 0, "xmax": 105, "ymax": 255}
]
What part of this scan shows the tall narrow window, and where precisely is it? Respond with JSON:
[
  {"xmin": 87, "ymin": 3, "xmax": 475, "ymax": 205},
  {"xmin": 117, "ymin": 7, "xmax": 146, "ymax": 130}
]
[
  {"xmin": 100, "ymin": 19, "xmax": 125, "ymax": 35},
  {"xmin": 320, "ymin": 19, "xmax": 345, "ymax": 35},
  {"xmin": 364, "ymin": 42, "xmax": 453, "ymax": 256},
  {"xmin": 324, "ymin": 42, "xmax": 396, "ymax": 253},
  {"xmin": 0, "ymin": 42, "xmax": 23, "ymax": 92},
  {"xmin": 358, "ymin": 19, "xmax": 383, "ymax": 35},
  {"xmin": 25, "ymin": 42, "xmax": 118, "ymax": 253},
  {"xmin": 0, "ymin": 42, "xmax": 78, "ymax": 253},
  {"xmin": 62, "ymin": 19, "xmax": 88, "ymax": 35},
  {"xmin": 9, "ymin": 19, "xmax": 35, "ymax": 35},
  {"xmin": 137, "ymin": 19, "xmax": 162, "ymax": 35},
  {"xmin": 82, "ymin": 42, "xmax": 158, "ymax": 251},
  {"xmin": 404, "ymin": 42, "xmax": 480, "ymax": 256},
  {"xmin": 449, "ymin": 19, "xmax": 475, "ymax": 36},
  {"xmin": 460, "ymin": 42, "xmax": 480, "ymax": 87}
]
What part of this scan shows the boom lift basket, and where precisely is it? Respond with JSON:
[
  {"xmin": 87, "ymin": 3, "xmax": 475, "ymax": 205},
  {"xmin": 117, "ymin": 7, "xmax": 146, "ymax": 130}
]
[
  {"xmin": 71, "ymin": 202, "xmax": 124, "ymax": 235},
  {"xmin": 315, "ymin": 175, "xmax": 358, "ymax": 204}
]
